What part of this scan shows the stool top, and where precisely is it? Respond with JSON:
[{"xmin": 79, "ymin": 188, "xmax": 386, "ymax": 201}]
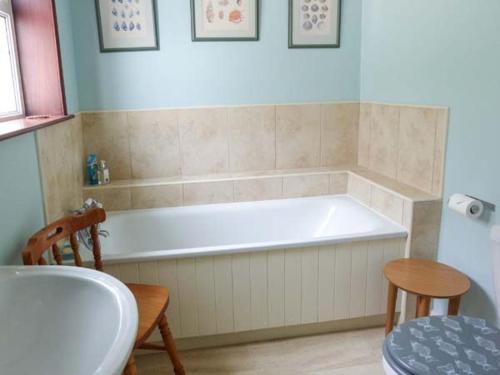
[
  {"xmin": 384, "ymin": 315, "xmax": 500, "ymax": 375},
  {"xmin": 384, "ymin": 259, "xmax": 470, "ymax": 298}
]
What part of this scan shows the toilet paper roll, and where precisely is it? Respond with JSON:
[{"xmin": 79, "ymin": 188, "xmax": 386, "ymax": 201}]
[{"xmin": 448, "ymin": 194, "xmax": 484, "ymax": 219}]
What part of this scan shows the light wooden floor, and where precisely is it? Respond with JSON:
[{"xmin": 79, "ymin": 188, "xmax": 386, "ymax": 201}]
[{"xmin": 136, "ymin": 327, "xmax": 385, "ymax": 374}]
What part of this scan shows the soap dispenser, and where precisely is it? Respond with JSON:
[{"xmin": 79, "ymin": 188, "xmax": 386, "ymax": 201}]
[{"xmin": 97, "ymin": 160, "xmax": 110, "ymax": 185}]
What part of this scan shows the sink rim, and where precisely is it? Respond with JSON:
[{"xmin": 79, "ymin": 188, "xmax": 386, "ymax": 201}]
[{"xmin": 0, "ymin": 265, "xmax": 138, "ymax": 375}]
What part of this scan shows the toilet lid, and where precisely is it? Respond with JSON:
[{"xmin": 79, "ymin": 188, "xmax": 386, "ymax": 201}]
[{"xmin": 385, "ymin": 315, "xmax": 500, "ymax": 375}]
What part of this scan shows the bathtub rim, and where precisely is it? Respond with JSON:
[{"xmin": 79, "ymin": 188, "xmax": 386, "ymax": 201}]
[{"xmin": 92, "ymin": 232, "xmax": 407, "ymax": 265}]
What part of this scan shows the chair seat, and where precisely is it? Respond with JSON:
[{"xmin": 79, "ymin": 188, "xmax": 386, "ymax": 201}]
[{"xmin": 126, "ymin": 283, "xmax": 170, "ymax": 346}]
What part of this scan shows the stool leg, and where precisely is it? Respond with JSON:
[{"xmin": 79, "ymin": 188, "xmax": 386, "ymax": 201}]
[
  {"xmin": 416, "ymin": 296, "xmax": 431, "ymax": 318},
  {"xmin": 123, "ymin": 355, "xmax": 137, "ymax": 375},
  {"xmin": 448, "ymin": 296, "xmax": 461, "ymax": 315},
  {"xmin": 385, "ymin": 282, "xmax": 398, "ymax": 336},
  {"xmin": 159, "ymin": 315, "xmax": 185, "ymax": 375}
]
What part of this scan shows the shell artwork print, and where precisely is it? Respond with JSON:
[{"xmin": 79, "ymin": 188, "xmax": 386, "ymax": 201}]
[
  {"xmin": 299, "ymin": 0, "xmax": 331, "ymax": 36},
  {"xmin": 206, "ymin": 1, "xmax": 215, "ymax": 23},
  {"xmin": 108, "ymin": 0, "xmax": 146, "ymax": 34},
  {"xmin": 229, "ymin": 9, "xmax": 242, "ymax": 24},
  {"xmin": 201, "ymin": 0, "xmax": 250, "ymax": 32}
]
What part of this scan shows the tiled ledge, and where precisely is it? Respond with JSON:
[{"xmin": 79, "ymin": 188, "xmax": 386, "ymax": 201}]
[
  {"xmin": 83, "ymin": 166, "xmax": 438, "ymax": 201},
  {"xmin": 350, "ymin": 167, "xmax": 439, "ymax": 202},
  {"xmin": 82, "ymin": 166, "xmax": 351, "ymax": 190},
  {"xmin": 82, "ymin": 166, "xmax": 440, "ymax": 214}
]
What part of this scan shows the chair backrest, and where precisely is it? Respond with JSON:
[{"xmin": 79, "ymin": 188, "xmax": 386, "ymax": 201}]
[{"xmin": 22, "ymin": 208, "xmax": 107, "ymax": 271}]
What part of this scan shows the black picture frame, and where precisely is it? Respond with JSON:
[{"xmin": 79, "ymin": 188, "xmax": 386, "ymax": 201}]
[
  {"xmin": 288, "ymin": 0, "xmax": 341, "ymax": 49},
  {"xmin": 95, "ymin": 0, "xmax": 160, "ymax": 53}
]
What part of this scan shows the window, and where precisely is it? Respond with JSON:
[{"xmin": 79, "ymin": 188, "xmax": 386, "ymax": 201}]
[{"xmin": 0, "ymin": 0, "xmax": 23, "ymax": 121}]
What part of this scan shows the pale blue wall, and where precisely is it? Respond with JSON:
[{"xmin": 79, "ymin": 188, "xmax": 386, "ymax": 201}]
[
  {"xmin": 55, "ymin": 0, "xmax": 80, "ymax": 113},
  {"xmin": 0, "ymin": 134, "xmax": 45, "ymax": 265},
  {"xmin": 67, "ymin": 0, "xmax": 362, "ymax": 111},
  {"xmin": 361, "ymin": 0, "xmax": 500, "ymax": 322}
]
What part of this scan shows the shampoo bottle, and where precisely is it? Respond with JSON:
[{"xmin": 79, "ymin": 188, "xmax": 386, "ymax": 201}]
[{"xmin": 87, "ymin": 154, "xmax": 98, "ymax": 186}]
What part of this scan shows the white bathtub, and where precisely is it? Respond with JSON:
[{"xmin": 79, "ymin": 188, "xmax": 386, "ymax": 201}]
[
  {"xmin": 98, "ymin": 195, "xmax": 408, "ymax": 342},
  {"xmin": 99, "ymin": 195, "xmax": 407, "ymax": 263}
]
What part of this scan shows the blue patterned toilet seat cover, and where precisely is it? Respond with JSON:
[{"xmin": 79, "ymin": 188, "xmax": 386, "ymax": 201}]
[{"xmin": 384, "ymin": 315, "xmax": 500, "ymax": 375}]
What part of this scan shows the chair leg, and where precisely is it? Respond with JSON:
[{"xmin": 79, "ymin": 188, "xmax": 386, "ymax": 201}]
[
  {"xmin": 158, "ymin": 314, "xmax": 185, "ymax": 375},
  {"xmin": 123, "ymin": 355, "xmax": 137, "ymax": 375}
]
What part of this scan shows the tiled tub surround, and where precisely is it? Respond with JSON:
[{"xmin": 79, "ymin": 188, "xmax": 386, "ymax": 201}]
[
  {"xmin": 36, "ymin": 115, "xmax": 83, "ymax": 223},
  {"xmin": 34, "ymin": 102, "xmax": 448, "ymax": 219},
  {"xmin": 80, "ymin": 102, "xmax": 447, "ymax": 196},
  {"xmin": 81, "ymin": 103, "xmax": 360, "ymax": 181},
  {"xmin": 79, "ymin": 101, "xmax": 447, "ymax": 212},
  {"xmin": 359, "ymin": 103, "xmax": 449, "ymax": 196}
]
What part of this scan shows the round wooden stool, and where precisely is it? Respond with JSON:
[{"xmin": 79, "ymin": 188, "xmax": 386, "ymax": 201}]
[{"xmin": 384, "ymin": 258, "xmax": 471, "ymax": 336}]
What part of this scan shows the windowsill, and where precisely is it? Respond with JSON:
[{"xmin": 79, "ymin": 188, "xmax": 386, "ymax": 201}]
[{"xmin": 0, "ymin": 114, "xmax": 75, "ymax": 142}]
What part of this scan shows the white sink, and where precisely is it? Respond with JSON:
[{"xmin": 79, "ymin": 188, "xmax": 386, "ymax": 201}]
[{"xmin": 0, "ymin": 266, "xmax": 138, "ymax": 375}]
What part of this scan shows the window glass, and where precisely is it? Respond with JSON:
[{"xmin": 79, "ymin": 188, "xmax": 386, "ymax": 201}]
[{"xmin": 0, "ymin": 10, "xmax": 23, "ymax": 120}]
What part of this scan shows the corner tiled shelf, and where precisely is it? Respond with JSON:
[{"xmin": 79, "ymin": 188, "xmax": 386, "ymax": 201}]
[
  {"xmin": 82, "ymin": 167, "xmax": 350, "ymax": 191},
  {"xmin": 82, "ymin": 166, "xmax": 440, "ymax": 219},
  {"xmin": 82, "ymin": 166, "xmax": 439, "ymax": 203}
]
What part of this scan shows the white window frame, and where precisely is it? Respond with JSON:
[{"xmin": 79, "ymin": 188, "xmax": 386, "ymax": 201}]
[{"xmin": 0, "ymin": 0, "xmax": 24, "ymax": 122}]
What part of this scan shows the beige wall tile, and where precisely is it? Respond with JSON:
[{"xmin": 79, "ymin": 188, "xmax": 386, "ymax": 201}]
[
  {"xmin": 283, "ymin": 174, "xmax": 329, "ymax": 198},
  {"xmin": 370, "ymin": 185, "xmax": 404, "ymax": 224},
  {"xmin": 320, "ymin": 103, "xmax": 359, "ymax": 167},
  {"xmin": 128, "ymin": 110, "xmax": 181, "ymax": 179},
  {"xmin": 347, "ymin": 174, "xmax": 371, "ymax": 205},
  {"xmin": 358, "ymin": 103, "xmax": 372, "ymax": 168},
  {"xmin": 131, "ymin": 185, "xmax": 183, "ymax": 209},
  {"xmin": 397, "ymin": 107, "xmax": 438, "ymax": 193},
  {"xmin": 183, "ymin": 181, "xmax": 234, "ymax": 206},
  {"xmin": 368, "ymin": 104, "xmax": 400, "ymax": 178},
  {"xmin": 228, "ymin": 106, "xmax": 276, "ymax": 172},
  {"xmin": 329, "ymin": 173, "xmax": 348, "ymax": 194},
  {"xmin": 82, "ymin": 112, "xmax": 131, "ymax": 180},
  {"xmin": 432, "ymin": 108, "xmax": 449, "ymax": 197},
  {"xmin": 37, "ymin": 116, "xmax": 84, "ymax": 222},
  {"xmin": 234, "ymin": 178, "xmax": 283, "ymax": 202},
  {"xmin": 178, "ymin": 108, "xmax": 229, "ymax": 176},
  {"xmin": 84, "ymin": 188, "xmax": 131, "ymax": 211},
  {"xmin": 276, "ymin": 104, "xmax": 321, "ymax": 169},
  {"xmin": 410, "ymin": 200, "xmax": 442, "ymax": 260}
]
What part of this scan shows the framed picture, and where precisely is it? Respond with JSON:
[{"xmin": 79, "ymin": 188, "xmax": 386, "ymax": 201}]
[
  {"xmin": 95, "ymin": 0, "xmax": 159, "ymax": 52},
  {"xmin": 191, "ymin": 0, "xmax": 259, "ymax": 41},
  {"xmin": 289, "ymin": 0, "xmax": 341, "ymax": 48}
]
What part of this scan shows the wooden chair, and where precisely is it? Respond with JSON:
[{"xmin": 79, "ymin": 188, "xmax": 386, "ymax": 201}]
[{"xmin": 22, "ymin": 208, "xmax": 185, "ymax": 375}]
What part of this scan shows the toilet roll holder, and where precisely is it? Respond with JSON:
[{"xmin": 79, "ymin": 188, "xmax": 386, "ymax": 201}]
[{"xmin": 466, "ymin": 195, "xmax": 496, "ymax": 212}]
